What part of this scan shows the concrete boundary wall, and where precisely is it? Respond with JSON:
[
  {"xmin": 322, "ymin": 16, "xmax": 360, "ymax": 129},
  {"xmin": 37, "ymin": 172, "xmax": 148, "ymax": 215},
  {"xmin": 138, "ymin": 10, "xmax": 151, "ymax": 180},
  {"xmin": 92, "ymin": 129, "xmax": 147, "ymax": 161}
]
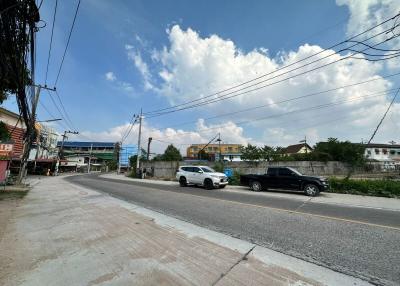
[{"xmin": 141, "ymin": 161, "xmax": 355, "ymax": 179}]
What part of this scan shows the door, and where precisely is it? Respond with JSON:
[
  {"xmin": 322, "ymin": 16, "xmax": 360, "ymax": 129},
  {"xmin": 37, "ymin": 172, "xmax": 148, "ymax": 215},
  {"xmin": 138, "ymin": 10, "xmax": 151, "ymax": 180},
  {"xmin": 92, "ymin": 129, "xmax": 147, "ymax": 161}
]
[
  {"xmin": 265, "ymin": 168, "xmax": 279, "ymax": 188},
  {"xmin": 190, "ymin": 167, "xmax": 203, "ymax": 184},
  {"xmin": 278, "ymin": 168, "xmax": 301, "ymax": 190}
]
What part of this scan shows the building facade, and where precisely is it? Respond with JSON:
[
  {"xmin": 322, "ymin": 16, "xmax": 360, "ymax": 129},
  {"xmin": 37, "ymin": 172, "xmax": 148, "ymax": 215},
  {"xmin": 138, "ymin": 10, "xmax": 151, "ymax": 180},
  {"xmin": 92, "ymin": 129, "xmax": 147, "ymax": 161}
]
[
  {"xmin": 282, "ymin": 143, "xmax": 313, "ymax": 155},
  {"xmin": 186, "ymin": 143, "xmax": 243, "ymax": 161},
  {"xmin": 57, "ymin": 141, "xmax": 116, "ymax": 172},
  {"xmin": 0, "ymin": 107, "xmax": 26, "ymax": 160},
  {"xmin": 364, "ymin": 143, "xmax": 400, "ymax": 170}
]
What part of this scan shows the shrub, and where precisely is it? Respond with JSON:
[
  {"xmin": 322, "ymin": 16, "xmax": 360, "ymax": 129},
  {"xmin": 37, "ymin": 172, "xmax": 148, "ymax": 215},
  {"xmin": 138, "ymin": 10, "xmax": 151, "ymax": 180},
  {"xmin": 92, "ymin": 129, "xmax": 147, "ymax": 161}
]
[
  {"xmin": 213, "ymin": 162, "xmax": 224, "ymax": 173},
  {"xmin": 328, "ymin": 178, "xmax": 400, "ymax": 198},
  {"xmin": 228, "ymin": 170, "xmax": 242, "ymax": 186}
]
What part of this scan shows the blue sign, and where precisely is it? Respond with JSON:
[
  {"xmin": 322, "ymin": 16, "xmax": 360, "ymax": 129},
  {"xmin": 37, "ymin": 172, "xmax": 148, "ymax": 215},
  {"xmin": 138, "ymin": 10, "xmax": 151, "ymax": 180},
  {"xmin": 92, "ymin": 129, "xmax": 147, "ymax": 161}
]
[{"xmin": 224, "ymin": 168, "xmax": 233, "ymax": 178}]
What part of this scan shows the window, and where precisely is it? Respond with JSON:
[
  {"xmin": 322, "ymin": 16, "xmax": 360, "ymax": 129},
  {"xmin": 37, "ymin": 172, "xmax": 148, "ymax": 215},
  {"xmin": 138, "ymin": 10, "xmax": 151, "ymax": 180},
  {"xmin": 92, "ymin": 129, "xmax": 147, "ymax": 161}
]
[
  {"xmin": 390, "ymin": 150, "xmax": 396, "ymax": 155},
  {"xmin": 228, "ymin": 147, "xmax": 233, "ymax": 151},
  {"xmin": 367, "ymin": 150, "xmax": 372, "ymax": 155},
  {"xmin": 192, "ymin": 167, "xmax": 201, "ymax": 173},
  {"xmin": 200, "ymin": 167, "xmax": 215, "ymax": 173},
  {"xmin": 213, "ymin": 147, "xmax": 218, "ymax": 151},
  {"xmin": 207, "ymin": 147, "xmax": 212, "ymax": 151},
  {"xmin": 383, "ymin": 149, "xmax": 388, "ymax": 155},
  {"xmin": 278, "ymin": 168, "xmax": 292, "ymax": 176},
  {"xmin": 375, "ymin": 149, "xmax": 380, "ymax": 154},
  {"xmin": 267, "ymin": 168, "xmax": 278, "ymax": 176}
]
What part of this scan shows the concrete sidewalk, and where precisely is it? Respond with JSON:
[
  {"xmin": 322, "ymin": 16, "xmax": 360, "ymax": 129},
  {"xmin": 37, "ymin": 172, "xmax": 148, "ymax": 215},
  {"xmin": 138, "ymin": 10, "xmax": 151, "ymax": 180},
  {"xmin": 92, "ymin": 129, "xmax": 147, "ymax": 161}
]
[
  {"xmin": 101, "ymin": 173, "xmax": 400, "ymax": 211},
  {"xmin": 0, "ymin": 176, "xmax": 370, "ymax": 286}
]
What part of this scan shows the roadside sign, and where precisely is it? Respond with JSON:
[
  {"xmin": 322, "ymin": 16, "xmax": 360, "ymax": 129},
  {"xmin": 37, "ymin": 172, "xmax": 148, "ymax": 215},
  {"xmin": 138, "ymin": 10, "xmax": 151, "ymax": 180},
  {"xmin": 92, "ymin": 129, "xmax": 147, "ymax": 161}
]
[
  {"xmin": 0, "ymin": 143, "xmax": 13, "ymax": 157},
  {"xmin": 224, "ymin": 168, "xmax": 233, "ymax": 178}
]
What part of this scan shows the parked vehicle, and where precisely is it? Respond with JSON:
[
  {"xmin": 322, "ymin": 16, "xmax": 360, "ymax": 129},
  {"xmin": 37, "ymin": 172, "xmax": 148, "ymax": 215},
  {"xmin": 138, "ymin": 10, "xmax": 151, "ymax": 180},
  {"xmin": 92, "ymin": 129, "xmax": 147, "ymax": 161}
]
[
  {"xmin": 240, "ymin": 167, "xmax": 329, "ymax": 196},
  {"xmin": 176, "ymin": 166, "xmax": 229, "ymax": 189}
]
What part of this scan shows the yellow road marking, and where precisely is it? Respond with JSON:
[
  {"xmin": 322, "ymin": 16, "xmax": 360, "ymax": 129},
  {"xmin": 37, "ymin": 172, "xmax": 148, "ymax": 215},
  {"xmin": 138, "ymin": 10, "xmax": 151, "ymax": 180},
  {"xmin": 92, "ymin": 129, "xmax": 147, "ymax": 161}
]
[{"xmin": 97, "ymin": 177, "xmax": 400, "ymax": 231}]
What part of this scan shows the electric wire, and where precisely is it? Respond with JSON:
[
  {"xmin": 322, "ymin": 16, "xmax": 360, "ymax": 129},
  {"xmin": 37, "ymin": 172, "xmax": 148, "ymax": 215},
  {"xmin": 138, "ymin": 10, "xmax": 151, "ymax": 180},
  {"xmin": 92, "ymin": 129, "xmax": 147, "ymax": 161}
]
[
  {"xmin": 143, "ymin": 12, "xmax": 400, "ymax": 116},
  {"xmin": 146, "ymin": 28, "xmax": 399, "ymax": 118},
  {"xmin": 368, "ymin": 87, "xmax": 400, "ymax": 144},
  {"xmin": 54, "ymin": 0, "xmax": 81, "ymax": 86},
  {"xmin": 44, "ymin": 0, "xmax": 58, "ymax": 85},
  {"xmin": 150, "ymin": 89, "xmax": 390, "ymax": 141},
  {"xmin": 152, "ymin": 71, "xmax": 400, "ymax": 129}
]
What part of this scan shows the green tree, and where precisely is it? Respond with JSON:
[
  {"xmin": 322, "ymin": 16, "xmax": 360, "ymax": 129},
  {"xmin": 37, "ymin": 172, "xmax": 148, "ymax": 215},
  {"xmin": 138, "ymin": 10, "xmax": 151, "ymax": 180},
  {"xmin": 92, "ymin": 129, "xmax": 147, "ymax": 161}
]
[
  {"xmin": 314, "ymin": 138, "xmax": 365, "ymax": 178},
  {"xmin": 259, "ymin": 145, "xmax": 275, "ymax": 161},
  {"xmin": 161, "ymin": 144, "xmax": 182, "ymax": 161},
  {"xmin": 240, "ymin": 144, "xmax": 261, "ymax": 161},
  {"xmin": 0, "ymin": 122, "xmax": 11, "ymax": 141}
]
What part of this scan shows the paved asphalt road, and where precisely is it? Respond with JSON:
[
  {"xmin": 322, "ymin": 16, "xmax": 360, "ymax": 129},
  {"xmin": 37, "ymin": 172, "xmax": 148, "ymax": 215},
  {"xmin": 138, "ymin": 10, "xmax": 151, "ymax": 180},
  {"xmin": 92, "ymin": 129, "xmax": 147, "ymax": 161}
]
[{"xmin": 67, "ymin": 174, "xmax": 400, "ymax": 286}]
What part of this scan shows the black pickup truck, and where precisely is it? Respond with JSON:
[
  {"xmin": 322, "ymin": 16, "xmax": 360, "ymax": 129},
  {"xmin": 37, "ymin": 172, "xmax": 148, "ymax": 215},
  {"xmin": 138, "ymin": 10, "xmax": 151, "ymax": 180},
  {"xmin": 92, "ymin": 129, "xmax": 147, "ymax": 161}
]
[{"xmin": 240, "ymin": 167, "xmax": 329, "ymax": 196}]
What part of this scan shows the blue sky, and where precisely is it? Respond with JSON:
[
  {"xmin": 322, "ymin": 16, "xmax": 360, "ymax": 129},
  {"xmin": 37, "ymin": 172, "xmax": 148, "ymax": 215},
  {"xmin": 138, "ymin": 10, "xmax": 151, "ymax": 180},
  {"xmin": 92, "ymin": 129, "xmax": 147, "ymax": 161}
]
[{"xmin": 3, "ymin": 0, "xmax": 400, "ymax": 152}]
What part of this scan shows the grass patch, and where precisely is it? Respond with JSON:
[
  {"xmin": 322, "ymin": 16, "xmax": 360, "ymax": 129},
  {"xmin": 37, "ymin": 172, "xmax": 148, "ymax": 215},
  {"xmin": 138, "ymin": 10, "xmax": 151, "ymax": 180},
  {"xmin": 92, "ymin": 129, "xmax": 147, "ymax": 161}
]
[
  {"xmin": 0, "ymin": 191, "xmax": 28, "ymax": 201},
  {"xmin": 328, "ymin": 178, "xmax": 400, "ymax": 198}
]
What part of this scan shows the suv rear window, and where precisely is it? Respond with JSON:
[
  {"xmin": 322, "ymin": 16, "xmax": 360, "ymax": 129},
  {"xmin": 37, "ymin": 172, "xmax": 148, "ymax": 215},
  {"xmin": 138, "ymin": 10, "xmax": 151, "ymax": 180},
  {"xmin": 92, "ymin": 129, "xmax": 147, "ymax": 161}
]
[
  {"xmin": 181, "ymin": 167, "xmax": 192, "ymax": 172},
  {"xmin": 267, "ymin": 168, "xmax": 278, "ymax": 176}
]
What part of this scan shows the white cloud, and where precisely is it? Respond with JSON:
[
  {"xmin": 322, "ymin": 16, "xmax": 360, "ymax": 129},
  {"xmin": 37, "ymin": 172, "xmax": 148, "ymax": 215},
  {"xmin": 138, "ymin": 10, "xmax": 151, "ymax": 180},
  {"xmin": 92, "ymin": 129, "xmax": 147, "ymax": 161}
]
[
  {"xmin": 126, "ymin": 46, "xmax": 153, "ymax": 90},
  {"xmin": 105, "ymin": 71, "xmax": 116, "ymax": 81},
  {"xmin": 72, "ymin": 118, "xmax": 255, "ymax": 155},
  {"xmin": 104, "ymin": 71, "xmax": 134, "ymax": 93},
  {"xmin": 138, "ymin": 25, "xmax": 399, "ymax": 145},
  {"xmin": 98, "ymin": 22, "xmax": 400, "ymax": 148},
  {"xmin": 336, "ymin": 0, "xmax": 400, "ymax": 69}
]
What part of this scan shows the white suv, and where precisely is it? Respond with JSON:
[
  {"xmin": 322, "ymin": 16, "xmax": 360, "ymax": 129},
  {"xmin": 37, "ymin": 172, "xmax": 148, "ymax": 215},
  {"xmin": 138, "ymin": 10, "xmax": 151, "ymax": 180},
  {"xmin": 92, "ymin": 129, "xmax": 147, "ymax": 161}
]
[{"xmin": 176, "ymin": 166, "xmax": 228, "ymax": 189}]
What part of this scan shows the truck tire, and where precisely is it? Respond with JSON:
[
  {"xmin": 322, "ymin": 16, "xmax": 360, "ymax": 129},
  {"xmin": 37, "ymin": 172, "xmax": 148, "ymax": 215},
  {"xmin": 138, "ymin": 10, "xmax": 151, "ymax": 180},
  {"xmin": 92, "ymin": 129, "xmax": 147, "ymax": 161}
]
[
  {"xmin": 204, "ymin": 178, "xmax": 214, "ymax": 190},
  {"xmin": 250, "ymin": 181, "xmax": 262, "ymax": 192},
  {"xmin": 304, "ymin": 183, "xmax": 320, "ymax": 196},
  {"xmin": 179, "ymin": 177, "xmax": 187, "ymax": 187}
]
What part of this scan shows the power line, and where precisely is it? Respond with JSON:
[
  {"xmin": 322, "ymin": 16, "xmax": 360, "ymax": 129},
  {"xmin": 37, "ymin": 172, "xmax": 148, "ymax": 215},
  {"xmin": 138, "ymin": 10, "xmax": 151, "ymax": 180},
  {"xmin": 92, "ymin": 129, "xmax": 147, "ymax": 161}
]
[
  {"xmin": 54, "ymin": 0, "xmax": 81, "ymax": 86},
  {"xmin": 150, "ymin": 71, "xmax": 400, "ymax": 129},
  {"xmin": 144, "ymin": 12, "xmax": 400, "ymax": 116},
  {"xmin": 54, "ymin": 89, "xmax": 75, "ymax": 128},
  {"xmin": 367, "ymin": 87, "xmax": 400, "ymax": 144},
  {"xmin": 45, "ymin": 89, "xmax": 74, "ymax": 130},
  {"xmin": 151, "ymin": 90, "xmax": 389, "ymax": 141},
  {"xmin": 44, "ymin": 0, "xmax": 58, "ymax": 85},
  {"xmin": 146, "ymin": 28, "xmax": 399, "ymax": 118}
]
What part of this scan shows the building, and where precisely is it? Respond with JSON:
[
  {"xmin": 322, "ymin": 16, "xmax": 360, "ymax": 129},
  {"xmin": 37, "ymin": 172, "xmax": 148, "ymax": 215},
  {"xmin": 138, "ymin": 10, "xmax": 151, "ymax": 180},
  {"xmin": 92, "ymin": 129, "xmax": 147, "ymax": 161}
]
[
  {"xmin": 57, "ymin": 141, "xmax": 116, "ymax": 172},
  {"xmin": 186, "ymin": 143, "xmax": 243, "ymax": 161},
  {"xmin": 364, "ymin": 143, "xmax": 400, "ymax": 170},
  {"xmin": 119, "ymin": 144, "xmax": 138, "ymax": 169},
  {"xmin": 282, "ymin": 143, "xmax": 313, "ymax": 155},
  {"xmin": 0, "ymin": 107, "xmax": 59, "ymax": 174},
  {"xmin": 0, "ymin": 107, "xmax": 26, "ymax": 160}
]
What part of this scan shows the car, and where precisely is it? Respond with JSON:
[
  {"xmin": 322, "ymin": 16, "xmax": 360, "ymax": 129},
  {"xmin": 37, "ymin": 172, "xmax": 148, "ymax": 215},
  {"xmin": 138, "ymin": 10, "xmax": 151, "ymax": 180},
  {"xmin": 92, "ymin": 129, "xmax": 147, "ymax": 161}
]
[
  {"xmin": 240, "ymin": 166, "xmax": 329, "ymax": 196},
  {"xmin": 176, "ymin": 166, "xmax": 229, "ymax": 190}
]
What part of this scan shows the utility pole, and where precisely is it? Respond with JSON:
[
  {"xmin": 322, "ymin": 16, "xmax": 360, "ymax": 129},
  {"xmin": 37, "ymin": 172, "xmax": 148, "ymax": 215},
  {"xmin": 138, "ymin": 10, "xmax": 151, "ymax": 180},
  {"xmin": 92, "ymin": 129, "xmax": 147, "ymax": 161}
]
[
  {"xmin": 55, "ymin": 130, "xmax": 78, "ymax": 175},
  {"xmin": 147, "ymin": 137, "xmax": 152, "ymax": 161},
  {"xmin": 216, "ymin": 133, "xmax": 222, "ymax": 162},
  {"xmin": 136, "ymin": 108, "xmax": 143, "ymax": 178},
  {"xmin": 117, "ymin": 141, "xmax": 122, "ymax": 174},
  {"xmin": 17, "ymin": 84, "xmax": 56, "ymax": 183},
  {"xmin": 88, "ymin": 143, "xmax": 93, "ymax": 173},
  {"xmin": 300, "ymin": 136, "xmax": 307, "ymax": 154}
]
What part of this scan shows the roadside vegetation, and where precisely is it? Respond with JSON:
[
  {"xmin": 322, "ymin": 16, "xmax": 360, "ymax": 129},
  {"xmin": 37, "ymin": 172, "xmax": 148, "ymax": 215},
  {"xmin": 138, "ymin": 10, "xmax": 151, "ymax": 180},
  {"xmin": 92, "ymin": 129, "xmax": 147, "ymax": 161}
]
[{"xmin": 328, "ymin": 178, "xmax": 400, "ymax": 198}]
